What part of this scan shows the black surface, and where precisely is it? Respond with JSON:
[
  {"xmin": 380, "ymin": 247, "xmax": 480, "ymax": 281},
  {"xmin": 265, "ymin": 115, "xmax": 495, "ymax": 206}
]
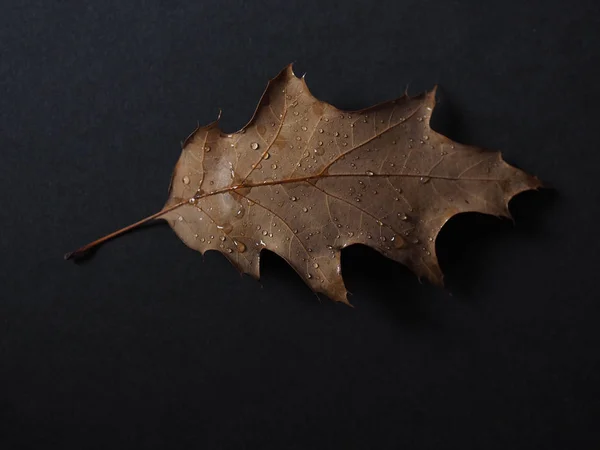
[{"xmin": 2, "ymin": 1, "xmax": 599, "ymax": 449}]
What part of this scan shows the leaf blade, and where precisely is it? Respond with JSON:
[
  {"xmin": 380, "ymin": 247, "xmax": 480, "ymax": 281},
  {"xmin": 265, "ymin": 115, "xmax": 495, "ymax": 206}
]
[{"xmin": 161, "ymin": 65, "xmax": 541, "ymax": 303}]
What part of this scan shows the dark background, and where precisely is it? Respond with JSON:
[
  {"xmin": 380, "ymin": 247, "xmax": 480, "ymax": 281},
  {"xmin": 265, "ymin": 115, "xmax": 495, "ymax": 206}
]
[{"xmin": 1, "ymin": 0, "xmax": 599, "ymax": 448}]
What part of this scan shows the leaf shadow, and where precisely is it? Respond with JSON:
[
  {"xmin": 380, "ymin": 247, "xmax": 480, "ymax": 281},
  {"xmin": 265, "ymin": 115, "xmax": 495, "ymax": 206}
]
[
  {"xmin": 341, "ymin": 244, "xmax": 440, "ymax": 325},
  {"xmin": 436, "ymin": 188, "xmax": 556, "ymax": 297},
  {"xmin": 260, "ymin": 243, "xmax": 440, "ymax": 324},
  {"xmin": 258, "ymin": 249, "xmax": 323, "ymax": 303},
  {"xmin": 257, "ymin": 184, "xmax": 554, "ymax": 321}
]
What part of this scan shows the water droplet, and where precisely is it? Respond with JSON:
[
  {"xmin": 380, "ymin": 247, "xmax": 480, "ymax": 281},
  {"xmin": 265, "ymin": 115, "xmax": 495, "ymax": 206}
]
[
  {"xmin": 217, "ymin": 223, "xmax": 233, "ymax": 234},
  {"xmin": 318, "ymin": 141, "xmax": 323, "ymax": 146},
  {"xmin": 271, "ymin": 163, "xmax": 277, "ymax": 169},
  {"xmin": 420, "ymin": 176, "xmax": 430, "ymax": 184},
  {"xmin": 393, "ymin": 235, "xmax": 405, "ymax": 249},
  {"xmin": 182, "ymin": 176, "xmax": 190, "ymax": 185},
  {"xmin": 290, "ymin": 196, "xmax": 297, "ymax": 201},
  {"xmin": 313, "ymin": 263, "xmax": 319, "ymax": 268},
  {"xmin": 301, "ymin": 126, "xmax": 307, "ymax": 131},
  {"xmin": 355, "ymin": 198, "xmax": 361, "ymax": 202},
  {"xmin": 235, "ymin": 205, "xmax": 245, "ymax": 218},
  {"xmin": 302, "ymin": 207, "xmax": 308, "ymax": 212},
  {"xmin": 262, "ymin": 230, "xmax": 268, "ymax": 236},
  {"xmin": 366, "ymin": 170, "xmax": 374, "ymax": 176},
  {"xmin": 219, "ymin": 236, "xmax": 226, "ymax": 242},
  {"xmin": 188, "ymin": 198, "xmax": 196, "ymax": 204},
  {"xmin": 380, "ymin": 236, "xmax": 386, "ymax": 242},
  {"xmin": 177, "ymin": 216, "xmax": 183, "ymax": 222},
  {"xmin": 314, "ymin": 147, "xmax": 325, "ymax": 156},
  {"xmin": 204, "ymin": 145, "xmax": 211, "ymax": 152},
  {"xmin": 251, "ymin": 142, "xmax": 259, "ymax": 150},
  {"xmin": 399, "ymin": 213, "xmax": 409, "ymax": 221},
  {"xmin": 263, "ymin": 153, "xmax": 270, "ymax": 159},
  {"xmin": 234, "ymin": 240, "xmax": 246, "ymax": 253}
]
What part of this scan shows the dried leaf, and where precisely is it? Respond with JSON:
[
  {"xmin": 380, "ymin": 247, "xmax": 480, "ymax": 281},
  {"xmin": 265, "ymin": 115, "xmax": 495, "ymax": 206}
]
[{"xmin": 67, "ymin": 65, "xmax": 541, "ymax": 304}]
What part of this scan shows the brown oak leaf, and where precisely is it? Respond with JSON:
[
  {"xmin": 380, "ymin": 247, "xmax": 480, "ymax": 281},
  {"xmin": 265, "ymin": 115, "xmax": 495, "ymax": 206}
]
[{"xmin": 67, "ymin": 65, "xmax": 541, "ymax": 304}]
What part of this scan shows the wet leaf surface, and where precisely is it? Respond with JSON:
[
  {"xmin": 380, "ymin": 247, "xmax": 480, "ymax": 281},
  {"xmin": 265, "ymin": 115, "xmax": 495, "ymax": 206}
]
[{"xmin": 159, "ymin": 65, "xmax": 541, "ymax": 303}]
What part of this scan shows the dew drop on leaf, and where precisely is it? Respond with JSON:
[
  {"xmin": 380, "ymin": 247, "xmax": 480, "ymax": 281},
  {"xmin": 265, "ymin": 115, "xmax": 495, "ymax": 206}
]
[{"xmin": 234, "ymin": 240, "xmax": 246, "ymax": 253}]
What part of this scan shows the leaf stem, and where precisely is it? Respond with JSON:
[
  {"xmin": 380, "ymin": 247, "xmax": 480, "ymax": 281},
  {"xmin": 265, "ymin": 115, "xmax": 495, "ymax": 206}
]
[{"xmin": 64, "ymin": 200, "xmax": 187, "ymax": 260}]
